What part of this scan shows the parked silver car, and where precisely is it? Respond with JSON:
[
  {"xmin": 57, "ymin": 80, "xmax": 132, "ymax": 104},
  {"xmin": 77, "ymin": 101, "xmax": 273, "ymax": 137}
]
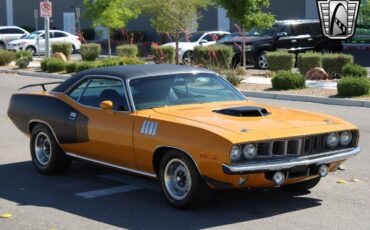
[{"xmin": 0, "ymin": 26, "xmax": 29, "ymax": 49}]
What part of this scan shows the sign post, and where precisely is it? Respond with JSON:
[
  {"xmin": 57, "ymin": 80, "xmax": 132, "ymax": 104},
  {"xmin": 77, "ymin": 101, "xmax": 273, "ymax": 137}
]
[{"xmin": 40, "ymin": 0, "xmax": 52, "ymax": 58}]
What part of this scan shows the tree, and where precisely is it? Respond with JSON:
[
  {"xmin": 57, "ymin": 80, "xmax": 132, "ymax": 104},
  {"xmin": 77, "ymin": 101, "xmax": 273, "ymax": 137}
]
[
  {"xmin": 216, "ymin": 0, "xmax": 275, "ymax": 67},
  {"xmin": 83, "ymin": 0, "xmax": 141, "ymax": 57},
  {"xmin": 359, "ymin": 0, "xmax": 370, "ymax": 27},
  {"xmin": 143, "ymin": 0, "xmax": 211, "ymax": 64}
]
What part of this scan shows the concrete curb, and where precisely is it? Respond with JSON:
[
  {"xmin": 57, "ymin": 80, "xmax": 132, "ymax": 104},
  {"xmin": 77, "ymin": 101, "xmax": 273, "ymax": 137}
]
[
  {"xmin": 242, "ymin": 91, "xmax": 370, "ymax": 108},
  {"xmin": 0, "ymin": 68, "xmax": 70, "ymax": 80}
]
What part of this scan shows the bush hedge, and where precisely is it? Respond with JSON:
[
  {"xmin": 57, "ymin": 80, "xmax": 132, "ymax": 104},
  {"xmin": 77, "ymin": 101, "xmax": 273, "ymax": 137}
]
[
  {"xmin": 266, "ymin": 52, "xmax": 295, "ymax": 71},
  {"xmin": 272, "ymin": 71, "xmax": 306, "ymax": 90},
  {"xmin": 80, "ymin": 43, "xmax": 101, "ymax": 61},
  {"xmin": 51, "ymin": 42, "xmax": 72, "ymax": 58},
  {"xmin": 322, "ymin": 53, "xmax": 353, "ymax": 77},
  {"xmin": 193, "ymin": 45, "xmax": 234, "ymax": 69},
  {"xmin": 0, "ymin": 50, "xmax": 16, "ymax": 66},
  {"xmin": 222, "ymin": 70, "xmax": 243, "ymax": 87},
  {"xmin": 15, "ymin": 50, "xmax": 33, "ymax": 68},
  {"xmin": 117, "ymin": 44, "xmax": 138, "ymax": 58},
  {"xmin": 342, "ymin": 63, "xmax": 368, "ymax": 78},
  {"xmin": 152, "ymin": 46, "xmax": 175, "ymax": 64},
  {"xmin": 76, "ymin": 61, "xmax": 98, "ymax": 72},
  {"xmin": 46, "ymin": 58, "xmax": 66, "ymax": 73},
  {"xmin": 65, "ymin": 62, "xmax": 78, "ymax": 73},
  {"xmin": 297, "ymin": 52, "xmax": 322, "ymax": 75},
  {"xmin": 337, "ymin": 77, "xmax": 370, "ymax": 97}
]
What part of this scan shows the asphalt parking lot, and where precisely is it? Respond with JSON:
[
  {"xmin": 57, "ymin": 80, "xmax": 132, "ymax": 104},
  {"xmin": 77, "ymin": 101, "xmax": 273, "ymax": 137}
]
[{"xmin": 0, "ymin": 74, "xmax": 369, "ymax": 230}]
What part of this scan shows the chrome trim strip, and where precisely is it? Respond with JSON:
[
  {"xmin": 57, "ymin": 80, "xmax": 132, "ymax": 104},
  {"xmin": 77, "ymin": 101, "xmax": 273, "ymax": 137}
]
[
  {"xmin": 223, "ymin": 147, "xmax": 361, "ymax": 174},
  {"xmin": 152, "ymin": 122, "xmax": 159, "ymax": 136},
  {"xmin": 140, "ymin": 120, "xmax": 148, "ymax": 134},
  {"xmin": 65, "ymin": 152, "xmax": 157, "ymax": 178},
  {"xmin": 28, "ymin": 119, "xmax": 60, "ymax": 144},
  {"xmin": 140, "ymin": 120, "xmax": 159, "ymax": 136}
]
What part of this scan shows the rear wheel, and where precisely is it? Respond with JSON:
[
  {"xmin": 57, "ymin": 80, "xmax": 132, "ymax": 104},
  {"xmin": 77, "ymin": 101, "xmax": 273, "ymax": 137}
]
[
  {"xmin": 182, "ymin": 51, "xmax": 194, "ymax": 66},
  {"xmin": 159, "ymin": 150, "xmax": 210, "ymax": 209},
  {"xmin": 30, "ymin": 124, "xmax": 71, "ymax": 175},
  {"xmin": 26, "ymin": 46, "xmax": 36, "ymax": 55},
  {"xmin": 283, "ymin": 177, "xmax": 321, "ymax": 192},
  {"xmin": 255, "ymin": 52, "xmax": 268, "ymax": 69}
]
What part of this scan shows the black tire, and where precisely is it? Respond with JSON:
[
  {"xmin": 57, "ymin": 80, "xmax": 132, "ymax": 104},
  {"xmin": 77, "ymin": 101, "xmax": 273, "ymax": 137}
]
[
  {"xmin": 26, "ymin": 46, "xmax": 36, "ymax": 55},
  {"xmin": 0, "ymin": 42, "xmax": 5, "ymax": 50},
  {"xmin": 255, "ymin": 52, "xmax": 268, "ymax": 69},
  {"xmin": 159, "ymin": 150, "xmax": 210, "ymax": 209},
  {"xmin": 30, "ymin": 124, "xmax": 71, "ymax": 175},
  {"xmin": 283, "ymin": 177, "xmax": 321, "ymax": 192}
]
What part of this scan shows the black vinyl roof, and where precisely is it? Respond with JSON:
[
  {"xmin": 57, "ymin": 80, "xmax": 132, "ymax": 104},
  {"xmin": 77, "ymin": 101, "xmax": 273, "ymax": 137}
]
[{"xmin": 52, "ymin": 64, "xmax": 214, "ymax": 93}]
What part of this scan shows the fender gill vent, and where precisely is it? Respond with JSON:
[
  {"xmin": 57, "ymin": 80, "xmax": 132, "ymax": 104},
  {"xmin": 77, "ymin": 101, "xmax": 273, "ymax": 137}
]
[
  {"xmin": 213, "ymin": 106, "xmax": 271, "ymax": 117},
  {"xmin": 140, "ymin": 120, "xmax": 159, "ymax": 136}
]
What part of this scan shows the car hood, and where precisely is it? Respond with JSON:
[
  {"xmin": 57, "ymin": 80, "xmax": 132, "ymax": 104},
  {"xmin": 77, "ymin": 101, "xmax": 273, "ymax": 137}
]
[{"xmin": 153, "ymin": 101, "xmax": 354, "ymax": 141}]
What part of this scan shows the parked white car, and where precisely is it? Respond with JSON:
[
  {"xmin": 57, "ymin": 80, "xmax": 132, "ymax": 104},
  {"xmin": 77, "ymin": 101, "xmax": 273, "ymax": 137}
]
[
  {"xmin": 162, "ymin": 31, "xmax": 230, "ymax": 65},
  {"xmin": 7, "ymin": 30, "xmax": 81, "ymax": 54},
  {"xmin": 0, "ymin": 26, "xmax": 29, "ymax": 50}
]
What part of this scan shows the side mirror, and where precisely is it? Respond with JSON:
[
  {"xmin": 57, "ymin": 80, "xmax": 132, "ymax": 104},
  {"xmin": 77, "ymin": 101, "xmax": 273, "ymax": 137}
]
[
  {"xmin": 199, "ymin": 39, "xmax": 208, "ymax": 45},
  {"xmin": 100, "ymin": 100, "xmax": 113, "ymax": 110},
  {"xmin": 277, "ymin": 32, "xmax": 288, "ymax": 38}
]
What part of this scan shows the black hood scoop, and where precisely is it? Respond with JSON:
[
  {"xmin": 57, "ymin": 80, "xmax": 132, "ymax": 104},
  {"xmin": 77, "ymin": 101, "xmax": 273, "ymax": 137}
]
[{"xmin": 214, "ymin": 106, "xmax": 271, "ymax": 117}]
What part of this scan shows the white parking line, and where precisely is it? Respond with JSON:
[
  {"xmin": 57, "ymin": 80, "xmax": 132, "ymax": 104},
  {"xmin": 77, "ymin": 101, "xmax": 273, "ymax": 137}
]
[{"xmin": 75, "ymin": 173, "xmax": 160, "ymax": 199}]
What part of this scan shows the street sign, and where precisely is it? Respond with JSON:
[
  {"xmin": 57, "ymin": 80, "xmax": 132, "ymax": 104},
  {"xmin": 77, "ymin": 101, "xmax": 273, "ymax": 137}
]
[{"xmin": 40, "ymin": 1, "xmax": 52, "ymax": 18}]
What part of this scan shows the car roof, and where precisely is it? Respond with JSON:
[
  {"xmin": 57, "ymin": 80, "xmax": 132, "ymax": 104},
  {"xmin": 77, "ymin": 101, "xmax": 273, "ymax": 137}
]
[
  {"xmin": 52, "ymin": 64, "xmax": 215, "ymax": 93},
  {"xmin": 0, "ymin": 26, "xmax": 25, "ymax": 29}
]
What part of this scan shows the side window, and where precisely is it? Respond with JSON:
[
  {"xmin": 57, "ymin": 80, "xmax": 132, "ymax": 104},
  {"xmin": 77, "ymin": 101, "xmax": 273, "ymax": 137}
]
[
  {"xmin": 293, "ymin": 24, "xmax": 311, "ymax": 36},
  {"xmin": 69, "ymin": 78, "xmax": 129, "ymax": 111},
  {"xmin": 54, "ymin": 32, "xmax": 67, "ymax": 38},
  {"xmin": 279, "ymin": 25, "xmax": 293, "ymax": 36},
  {"xmin": 203, "ymin": 34, "xmax": 219, "ymax": 42},
  {"xmin": 11, "ymin": 28, "xmax": 24, "ymax": 34}
]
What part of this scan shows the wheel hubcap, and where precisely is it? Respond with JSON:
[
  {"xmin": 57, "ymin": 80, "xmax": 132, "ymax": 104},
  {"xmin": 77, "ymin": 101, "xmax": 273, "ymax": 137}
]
[
  {"xmin": 34, "ymin": 132, "xmax": 51, "ymax": 166},
  {"xmin": 183, "ymin": 52, "xmax": 193, "ymax": 66},
  {"xmin": 258, "ymin": 54, "xmax": 268, "ymax": 69},
  {"xmin": 164, "ymin": 159, "xmax": 191, "ymax": 200}
]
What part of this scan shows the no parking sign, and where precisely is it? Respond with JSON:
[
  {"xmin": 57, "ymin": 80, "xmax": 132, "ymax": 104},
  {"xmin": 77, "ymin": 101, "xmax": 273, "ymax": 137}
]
[{"xmin": 40, "ymin": 1, "xmax": 52, "ymax": 18}]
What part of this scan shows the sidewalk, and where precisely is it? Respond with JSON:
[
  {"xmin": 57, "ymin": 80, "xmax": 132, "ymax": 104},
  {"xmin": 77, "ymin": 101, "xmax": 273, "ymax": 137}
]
[{"xmin": 242, "ymin": 76, "xmax": 338, "ymax": 90}]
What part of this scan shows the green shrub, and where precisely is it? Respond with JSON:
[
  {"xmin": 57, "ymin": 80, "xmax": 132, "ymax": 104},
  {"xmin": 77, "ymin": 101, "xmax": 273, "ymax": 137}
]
[
  {"xmin": 45, "ymin": 58, "xmax": 66, "ymax": 73},
  {"xmin": 51, "ymin": 42, "xmax": 72, "ymax": 58},
  {"xmin": 80, "ymin": 43, "xmax": 101, "ymax": 61},
  {"xmin": 65, "ymin": 62, "xmax": 78, "ymax": 73},
  {"xmin": 98, "ymin": 58, "xmax": 121, "ymax": 67},
  {"xmin": 322, "ymin": 53, "xmax": 353, "ymax": 77},
  {"xmin": 193, "ymin": 45, "xmax": 234, "ymax": 69},
  {"xmin": 118, "ymin": 57, "xmax": 144, "ymax": 65},
  {"xmin": 234, "ymin": 66, "xmax": 247, "ymax": 76},
  {"xmin": 266, "ymin": 52, "xmax": 295, "ymax": 71},
  {"xmin": 152, "ymin": 46, "xmax": 175, "ymax": 64},
  {"xmin": 342, "ymin": 63, "xmax": 368, "ymax": 78},
  {"xmin": 76, "ymin": 61, "xmax": 98, "ymax": 72},
  {"xmin": 272, "ymin": 71, "xmax": 306, "ymax": 90},
  {"xmin": 117, "ymin": 44, "xmax": 138, "ymax": 58},
  {"xmin": 337, "ymin": 77, "xmax": 370, "ymax": 97},
  {"xmin": 15, "ymin": 50, "xmax": 33, "ymax": 68},
  {"xmin": 40, "ymin": 59, "xmax": 49, "ymax": 72},
  {"xmin": 0, "ymin": 50, "xmax": 16, "ymax": 66},
  {"xmin": 297, "ymin": 52, "xmax": 322, "ymax": 75},
  {"xmin": 220, "ymin": 70, "xmax": 243, "ymax": 87}
]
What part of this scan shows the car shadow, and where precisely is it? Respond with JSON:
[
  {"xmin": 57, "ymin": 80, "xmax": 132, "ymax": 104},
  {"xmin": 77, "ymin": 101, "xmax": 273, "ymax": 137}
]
[{"xmin": 0, "ymin": 161, "xmax": 322, "ymax": 229}]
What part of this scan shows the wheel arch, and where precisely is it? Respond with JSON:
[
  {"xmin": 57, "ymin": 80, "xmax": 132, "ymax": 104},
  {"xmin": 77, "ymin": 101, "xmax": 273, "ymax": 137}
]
[
  {"xmin": 28, "ymin": 120, "xmax": 60, "ymax": 144},
  {"xmin": 152, "ymin": 146, "xmax": 201, "ymax": 177}
]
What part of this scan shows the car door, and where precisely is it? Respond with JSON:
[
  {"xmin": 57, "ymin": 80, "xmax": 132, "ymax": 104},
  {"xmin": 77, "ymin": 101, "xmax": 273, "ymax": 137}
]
[
  {"xmin": 37, "ymin": 32, "xmax": 46, "ymax": 52},
  {"xmin": 63, "ymin": 77, "xmax": 136, "ymax": 168},
  {"xmin": 291, "ymin": 23, "xmax": 315, "ymax": 52},
  {"xmin": 275, "ymin": 24, "xmax": 295, "ymax": 52}
]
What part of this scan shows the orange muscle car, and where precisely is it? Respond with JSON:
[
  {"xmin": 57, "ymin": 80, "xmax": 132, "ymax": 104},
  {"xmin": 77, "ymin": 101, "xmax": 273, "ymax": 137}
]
[{"xmin": 8, "ymin": 64, "xmax": 360, "ymax": 208}]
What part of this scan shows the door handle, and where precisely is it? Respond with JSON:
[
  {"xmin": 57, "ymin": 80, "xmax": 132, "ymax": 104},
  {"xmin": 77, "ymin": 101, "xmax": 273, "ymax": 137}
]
[{"xmin": 291, "ymin": 40, "xmax": 297, "ymax": 43}]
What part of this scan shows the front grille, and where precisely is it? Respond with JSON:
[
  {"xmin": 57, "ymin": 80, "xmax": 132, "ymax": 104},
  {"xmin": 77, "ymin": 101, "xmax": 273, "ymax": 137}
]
[{"xmin": 255, "ymin": 133, "xmax": 354, "ymax": 157}]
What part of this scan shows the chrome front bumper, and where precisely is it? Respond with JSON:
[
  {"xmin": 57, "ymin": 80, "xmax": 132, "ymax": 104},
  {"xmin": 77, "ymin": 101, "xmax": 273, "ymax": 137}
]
[{"xmin": 223, "ymin": 147, "xmax": 361, "ymax": 175}]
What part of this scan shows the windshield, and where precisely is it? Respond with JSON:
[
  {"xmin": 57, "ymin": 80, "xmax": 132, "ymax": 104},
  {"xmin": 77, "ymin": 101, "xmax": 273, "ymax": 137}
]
[
  {"xmin": 23, "ymin": 31, "xmax": 43, "ymax": 39},
  {"xmin": 129, "ymin": 73, "xmax": 245, "ymax": 110},
  {"xmin": 179, "ymin": 32, "xmax": 204, "ymax": 42}
]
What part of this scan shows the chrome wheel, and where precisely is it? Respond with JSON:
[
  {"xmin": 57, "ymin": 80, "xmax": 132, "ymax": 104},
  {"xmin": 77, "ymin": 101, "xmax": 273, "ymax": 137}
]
[
  {"xmin": 258, "ymin": 53, "xmax": 268, "ymax": 69},
  {"xmin": 34, "ymin": 132, "xmax": 52, "ymax": 167},
  {"xmin": 182, "ymin": 51, "xmax": 194, "ymax": 66},
  {"xmin": 164, "ymin": 158, "xmax": 192, "ymax": 200}
]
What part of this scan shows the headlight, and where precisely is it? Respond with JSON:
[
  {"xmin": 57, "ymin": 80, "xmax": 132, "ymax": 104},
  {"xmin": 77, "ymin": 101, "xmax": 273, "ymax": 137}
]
[
  {"xmin": 230, "ymin": 145, "xmax": 242, "ymax": 162},
  {"xmin": 243, "ymin": 144, "xmax": 257, "ymax": 159},
  {"xmin": 326, "ymin": 133, "xmax": 339, "ymax": 148},
  {"xmin": 340, "ymin": 131, "xmax": 352, "ymax": 146}
]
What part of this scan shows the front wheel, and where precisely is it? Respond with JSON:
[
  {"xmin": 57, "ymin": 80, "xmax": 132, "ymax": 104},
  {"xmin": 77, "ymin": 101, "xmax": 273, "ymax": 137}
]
[
  {"xmin": 182, "ymin": 51, "xmax": 194, "ymax": 66},
  {"xmin": 159, "ymin": 150, "xmax": 210, "ymax": 209},
  {"xmin": 255, "ymin": 52, "xmax": 268, "ymax": 69},
  {"xmin": 30, "ymin": 124, "xmax": 71, "ymax": 175},
  {"xmin": 26, "ymin": 46, "xmax": 36, "ymax": 55},
  {"xmin": 283, "ymin": 177, "xmax": 321, "ymax": 192}
]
